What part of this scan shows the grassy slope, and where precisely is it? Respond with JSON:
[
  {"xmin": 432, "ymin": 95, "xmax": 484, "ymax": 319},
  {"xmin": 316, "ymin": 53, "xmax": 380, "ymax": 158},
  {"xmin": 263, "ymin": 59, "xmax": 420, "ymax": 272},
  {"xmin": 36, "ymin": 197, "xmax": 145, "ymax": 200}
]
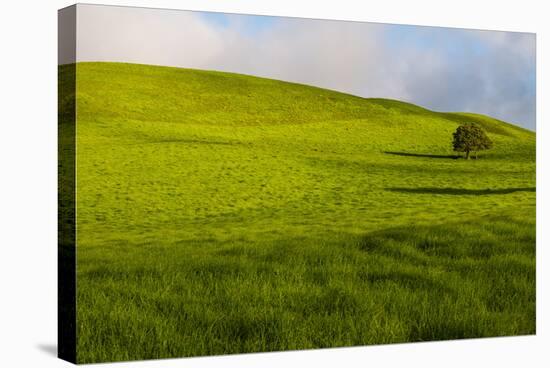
[{"xmin": 66, "ymin": 62, "xmax": 535, "ymax": 363}]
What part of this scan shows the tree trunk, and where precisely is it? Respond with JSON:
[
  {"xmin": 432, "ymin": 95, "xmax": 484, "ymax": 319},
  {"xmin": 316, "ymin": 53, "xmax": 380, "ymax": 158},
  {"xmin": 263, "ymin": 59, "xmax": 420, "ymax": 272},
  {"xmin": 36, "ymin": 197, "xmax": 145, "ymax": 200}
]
[{"xmin": 465, "ymin": 150, "xmax": 470, "ymax": 160}]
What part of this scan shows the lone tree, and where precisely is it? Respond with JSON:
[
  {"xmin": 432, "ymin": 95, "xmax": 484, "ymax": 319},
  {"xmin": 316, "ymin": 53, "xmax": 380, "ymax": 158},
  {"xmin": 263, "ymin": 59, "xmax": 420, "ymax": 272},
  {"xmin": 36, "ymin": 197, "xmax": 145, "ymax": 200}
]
[{"xmin": 452, "ymin": 123, "xmax": 493, "ymax": 159}]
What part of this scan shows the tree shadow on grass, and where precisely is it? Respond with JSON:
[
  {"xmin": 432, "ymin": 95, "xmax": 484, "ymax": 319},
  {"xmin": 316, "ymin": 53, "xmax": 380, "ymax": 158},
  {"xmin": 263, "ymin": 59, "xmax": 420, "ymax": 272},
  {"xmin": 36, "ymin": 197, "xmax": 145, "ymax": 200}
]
[
  {"xmin": 384, "ymin": 151, "xmax": 459, "ymax": 159},
  {"xmin": 386, "ymin": 187, "xmax": 535, "ymax": 195}
]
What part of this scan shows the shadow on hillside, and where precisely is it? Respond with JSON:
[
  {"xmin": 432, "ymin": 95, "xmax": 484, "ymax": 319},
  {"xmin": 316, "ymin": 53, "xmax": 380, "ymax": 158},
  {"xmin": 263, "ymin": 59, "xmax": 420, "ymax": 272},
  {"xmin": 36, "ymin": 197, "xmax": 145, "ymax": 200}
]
[
  {"xmin": 384, "ymin": 151, "xmax": 459, "ymax": 159},
  {"xmin": 139, "ymin": 138, "xmax": 242, "ymax": 146},
  {"xmin": 386, "ymin": 187, "xmax": 535, "ymax": 195}
]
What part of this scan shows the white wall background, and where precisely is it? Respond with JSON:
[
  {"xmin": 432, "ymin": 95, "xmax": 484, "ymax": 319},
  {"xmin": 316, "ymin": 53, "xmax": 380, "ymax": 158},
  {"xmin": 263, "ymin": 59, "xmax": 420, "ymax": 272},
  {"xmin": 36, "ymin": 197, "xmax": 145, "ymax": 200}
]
[{"xmin": 0, "ymin": 1, "xmax": 547, "ymax": 367}]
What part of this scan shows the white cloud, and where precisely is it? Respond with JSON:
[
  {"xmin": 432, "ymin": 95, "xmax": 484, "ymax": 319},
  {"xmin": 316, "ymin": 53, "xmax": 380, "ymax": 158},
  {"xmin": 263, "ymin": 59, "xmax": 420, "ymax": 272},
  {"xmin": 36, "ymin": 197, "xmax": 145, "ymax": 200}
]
[{"xmin": 76, "ymin": 5, "xmax": 224, "ymax": 68}]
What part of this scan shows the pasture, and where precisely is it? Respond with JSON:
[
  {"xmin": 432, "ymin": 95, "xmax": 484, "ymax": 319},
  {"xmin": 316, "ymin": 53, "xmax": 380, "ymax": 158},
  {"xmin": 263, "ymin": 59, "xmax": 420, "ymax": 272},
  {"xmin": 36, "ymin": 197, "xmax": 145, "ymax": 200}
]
[{"xmin": 62, "ymin": 62, "xmax": 536, "ymax": 363}]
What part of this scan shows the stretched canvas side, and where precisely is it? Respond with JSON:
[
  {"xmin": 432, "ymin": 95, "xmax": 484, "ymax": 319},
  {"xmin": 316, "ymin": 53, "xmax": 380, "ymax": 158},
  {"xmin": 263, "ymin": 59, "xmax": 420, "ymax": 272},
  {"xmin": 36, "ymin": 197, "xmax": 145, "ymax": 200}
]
[{"xmin": 58, "ymin": 5, "xmax": 77, "ymax": 364}]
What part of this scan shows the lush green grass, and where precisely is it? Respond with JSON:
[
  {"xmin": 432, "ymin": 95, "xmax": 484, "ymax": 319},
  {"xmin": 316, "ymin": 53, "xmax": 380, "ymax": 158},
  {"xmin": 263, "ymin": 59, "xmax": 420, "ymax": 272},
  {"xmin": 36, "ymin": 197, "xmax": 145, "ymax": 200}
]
[{"xmin": 64, "ymin": 62, "xmax": 536, "ymax": 363}]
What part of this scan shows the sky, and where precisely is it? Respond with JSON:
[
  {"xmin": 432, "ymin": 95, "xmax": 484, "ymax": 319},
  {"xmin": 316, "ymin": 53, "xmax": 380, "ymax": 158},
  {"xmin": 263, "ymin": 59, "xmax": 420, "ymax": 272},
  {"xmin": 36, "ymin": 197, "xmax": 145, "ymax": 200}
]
[{"xmin": 68, "ymin": 4, "xmax": 536, "ymax": 130}]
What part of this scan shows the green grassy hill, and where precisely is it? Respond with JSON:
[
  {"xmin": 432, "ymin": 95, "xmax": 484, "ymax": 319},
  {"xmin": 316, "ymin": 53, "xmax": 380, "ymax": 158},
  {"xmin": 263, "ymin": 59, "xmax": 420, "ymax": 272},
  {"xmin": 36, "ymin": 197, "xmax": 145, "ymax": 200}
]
[{"xmin": 61, "ymin": 62, "xmax": 535, "ymax": 363}]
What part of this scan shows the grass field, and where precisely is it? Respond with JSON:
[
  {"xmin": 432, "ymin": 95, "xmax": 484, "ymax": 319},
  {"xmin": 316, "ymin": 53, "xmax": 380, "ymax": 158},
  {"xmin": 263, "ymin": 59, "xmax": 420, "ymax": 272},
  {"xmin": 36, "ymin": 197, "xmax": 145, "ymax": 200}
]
[{"xmin": 61, "ymin": 62, "xmax": 536, "ymax": 363}]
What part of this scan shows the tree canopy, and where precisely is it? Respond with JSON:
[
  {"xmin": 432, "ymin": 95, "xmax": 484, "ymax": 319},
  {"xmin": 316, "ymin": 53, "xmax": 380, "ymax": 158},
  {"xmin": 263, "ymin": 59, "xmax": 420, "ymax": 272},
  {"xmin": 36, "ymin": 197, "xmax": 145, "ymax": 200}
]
[{"xmin": 452, "ymin": 123, "xmax": 493, "ymax": 159}]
